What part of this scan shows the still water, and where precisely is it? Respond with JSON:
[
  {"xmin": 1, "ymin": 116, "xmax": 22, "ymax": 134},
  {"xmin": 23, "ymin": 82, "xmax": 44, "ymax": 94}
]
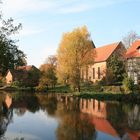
[{"xmin": 0, "ymin": 92, "xmax": 140, "ymax": 140}]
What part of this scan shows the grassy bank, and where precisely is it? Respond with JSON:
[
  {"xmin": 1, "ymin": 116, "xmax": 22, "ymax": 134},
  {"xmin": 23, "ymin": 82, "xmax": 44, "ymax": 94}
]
[
  {"xmin": 1, "ymin": 84, "xmax": 140, "ymax": 104},
  {"xmin": 0, "ymin": 86, "xmax": 35, "ymax": 92}
]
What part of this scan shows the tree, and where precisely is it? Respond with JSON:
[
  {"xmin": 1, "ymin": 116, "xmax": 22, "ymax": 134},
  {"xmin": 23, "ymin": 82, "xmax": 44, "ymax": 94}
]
[
  {"xmin": 122, "ymin": 31, "xmax": 140, "ymax": 49},
  {"xmin": 57, "ymin": 26, "xmax": 95, "ymax": 91},
  {"xmin": 45, "ymin": 55, "xmax": 57, "ymax": 66},
  {"xmin": 0, "ymin": 15, "xmax": 26, "ymax": 75},
  {"xmin": 107, "ymin": 54, "xmax": 126, "ymax": 85},
  {"xmin": 122, "ymin": 76, "xmax": 134, "ymax": 93},
  {"xmin": 39, "ymin": 56, "xmax": 57, "ymax": 88},
  {"xmin": 39, "ymin": 64, "xmax": 57, "ymax": 88}
]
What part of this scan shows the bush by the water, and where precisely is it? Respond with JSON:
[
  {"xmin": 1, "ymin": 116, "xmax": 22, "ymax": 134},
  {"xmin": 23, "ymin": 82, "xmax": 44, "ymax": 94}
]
[
  {"xmin": 35, "ymin": 85, "xmax": 48, "ymax": 92},
  {"xmin": 103, "ymin": 86, "xmax": 123, "ymax": 93},
  {"xmin": 11, "ymin": 81, "xmax": 22, "ymax": 87},
  {"xmin": 123, "ymin": 77, "xmax": 134, "ymax": 93}
]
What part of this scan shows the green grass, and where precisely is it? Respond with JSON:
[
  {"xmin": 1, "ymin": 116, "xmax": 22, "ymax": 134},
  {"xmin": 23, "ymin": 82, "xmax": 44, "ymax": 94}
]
[{"xmin": 47, "ymin": 85, "xmax": 72, "ymax": 93}]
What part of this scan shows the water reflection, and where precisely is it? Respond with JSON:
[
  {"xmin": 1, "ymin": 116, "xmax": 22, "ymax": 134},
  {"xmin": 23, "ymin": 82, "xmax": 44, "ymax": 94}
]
[
  {"xmin": 0, "ymin": 93, "xmax": 139, "ymax": 140},
  {"xmin": 0, "ymin": 94, "xmax": 13, "ymax": 138}
]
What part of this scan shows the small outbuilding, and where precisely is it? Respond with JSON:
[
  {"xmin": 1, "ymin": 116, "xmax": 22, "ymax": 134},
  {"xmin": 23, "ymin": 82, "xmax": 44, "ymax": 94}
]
[{"xmin": 5, "ymin": 65, "xmax": 40, "ymax": 87}]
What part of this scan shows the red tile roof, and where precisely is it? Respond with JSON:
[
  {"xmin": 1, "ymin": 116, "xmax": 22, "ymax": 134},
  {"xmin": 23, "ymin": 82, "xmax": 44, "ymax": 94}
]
[
  {"xmin": 94, "ymin": 42, "xmax": 120, "ymax": 63},
  {"xmin": 126, "ymin": 40, "xmax": 140, "ymax": 58}
]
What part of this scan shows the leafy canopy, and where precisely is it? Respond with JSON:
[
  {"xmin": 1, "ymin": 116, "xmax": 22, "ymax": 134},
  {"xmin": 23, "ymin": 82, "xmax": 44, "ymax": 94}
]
[
  {"xmin": 0, "ymin": 16, "xmax": 26, "ymax": 75},
  {"xmin": 57, "ymin": 26, "xmax": 95, "ymax": 91}
]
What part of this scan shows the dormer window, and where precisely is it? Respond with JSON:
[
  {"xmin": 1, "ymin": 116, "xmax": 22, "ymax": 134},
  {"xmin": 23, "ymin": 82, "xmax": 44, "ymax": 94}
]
[{"xmin": 137, "ymin": 46, "xmax": 140, "ymax": 53}]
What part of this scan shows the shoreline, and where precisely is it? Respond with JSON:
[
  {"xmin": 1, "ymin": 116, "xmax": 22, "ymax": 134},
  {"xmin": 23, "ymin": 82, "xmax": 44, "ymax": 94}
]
[{"xmin": 0, "ymin": 87, "xmax": 140, "ymax": 104}]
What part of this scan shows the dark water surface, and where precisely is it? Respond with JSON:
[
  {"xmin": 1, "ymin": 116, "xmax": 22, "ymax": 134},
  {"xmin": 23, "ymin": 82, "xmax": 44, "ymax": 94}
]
[{"xmin": 0, "ymin": 92, "xmax": 140, "ymax": 140}]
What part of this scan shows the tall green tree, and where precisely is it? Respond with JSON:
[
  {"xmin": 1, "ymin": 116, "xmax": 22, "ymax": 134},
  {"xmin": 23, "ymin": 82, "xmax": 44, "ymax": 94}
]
[
  {"xmin": 57, "ymin": 26, "xmax": 95, "ymax": 91},
  {"xmin": 0, "ymin": 16, "xmax": 26, "ymax": 75},
  {"xmin": 107, "ymin": 54, "xmax": 126, "ymax": 85}
]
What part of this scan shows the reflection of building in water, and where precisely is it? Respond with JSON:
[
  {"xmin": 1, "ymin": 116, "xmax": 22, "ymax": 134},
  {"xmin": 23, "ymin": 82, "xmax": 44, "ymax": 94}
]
[
  {"xmin": 79, "ymin": 99, "xmax": 118, "ymax": 139},
  {"xmin": 39, "ymin": 94, "xmax": 140, "ymax": 140},
  {"xmin": 80, "ymin": 99, "xmax": 107, "ymax": 119},
  {"xmin": 4, "ymin": 94, "xmax": 12, "ymax": 109},
  {"xmin": 79, "ymin": 98, "xmax": 140, "ymax": 140}
]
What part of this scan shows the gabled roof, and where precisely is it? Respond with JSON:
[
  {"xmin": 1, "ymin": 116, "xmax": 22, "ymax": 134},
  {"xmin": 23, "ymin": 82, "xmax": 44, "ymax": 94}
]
[
  {"xmin": 94, "ymin": 42, "xmax": 120, "ymax": 63},
  {"xmin": 17, "ymin": 65, "xmax": 37, "ymax": 71},
  {"xmin": 125, "ymin": 39, "xmax": 140, "ymax": 58}
]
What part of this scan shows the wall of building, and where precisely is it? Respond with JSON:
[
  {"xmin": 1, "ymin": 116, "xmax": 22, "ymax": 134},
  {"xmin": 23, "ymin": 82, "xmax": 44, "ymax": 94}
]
[
  {"xmin": 127, "ymin": 58, "xmax": 140, "ymax": 84},
  {"xmin": 5, "ymin": 71, "xmax": 13, "ymax": 84},
  {"xmin": 82, "ymin": 61, "xmax": 107, "ymax": 83}
]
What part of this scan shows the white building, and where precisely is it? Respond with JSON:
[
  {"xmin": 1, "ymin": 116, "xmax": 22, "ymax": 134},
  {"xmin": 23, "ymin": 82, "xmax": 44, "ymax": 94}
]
[{"xmin": 126, "ymin": 40, "xmax": 140, "ymax": 84}]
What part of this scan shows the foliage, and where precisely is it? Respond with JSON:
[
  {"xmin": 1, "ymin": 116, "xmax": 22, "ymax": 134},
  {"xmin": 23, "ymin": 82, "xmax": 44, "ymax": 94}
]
[
  {"xmin": 57, "ymin": 26, "xmax": 95, "ymax": 91},
  {"xmin": 44, "ymin": 55, "xmax": 57, "ymax": 66},
  {"xmin": 11, "ymin": 81, "xmax": 22, "ymax": 87},
  {"xmin": 0, "ymin": 79, "xmax": 2, "ymax": 87},
  {"xmin": 0, "ymin": 17, "xmax": 26, "ymax": 75},
  {"xmin": 0, "ymin": 77, "xmax": 6, "ymax": 86},
  {"xmin": 26, "ymin": 68, "xmax": 41, "ymax": 87},
  {"xmin": 35, "ymin": 85, "xmax": 48, "ymax": 92},
  {"xmin": 103, "ymin": 86, "xmax": 122, "ymax": 93},
  {"xmin": 14, "ymin": 67, "xmax": 41, "ymax": 87},
  {"xmin": 107, "ymin": 54, "xmax": 126, "ymax": 85},
  {"xmin": 123, "ymin": 76, "xmax": 134, "ymax": 93},
  {"xmin": 39, "ymin": 61, "xmax": 57, "ymax": 88}
]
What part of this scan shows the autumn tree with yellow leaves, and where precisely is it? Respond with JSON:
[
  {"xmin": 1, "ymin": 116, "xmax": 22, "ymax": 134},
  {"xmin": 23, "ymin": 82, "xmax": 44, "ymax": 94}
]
[{"xmin": 57, "ymin": 26, "xmax": 95, "ymax": 92}]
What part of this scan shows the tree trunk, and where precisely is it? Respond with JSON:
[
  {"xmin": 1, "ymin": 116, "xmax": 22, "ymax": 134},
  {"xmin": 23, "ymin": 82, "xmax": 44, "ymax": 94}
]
[{"xmin": 78, "ymin": 85, "xmax": 80, "ymax": 92}]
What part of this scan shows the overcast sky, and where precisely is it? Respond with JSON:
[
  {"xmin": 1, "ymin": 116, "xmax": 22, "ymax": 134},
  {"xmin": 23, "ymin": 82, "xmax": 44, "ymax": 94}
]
[{"xmin": 1, "ymin": 0, "xmax": 140, "ymax": 67}]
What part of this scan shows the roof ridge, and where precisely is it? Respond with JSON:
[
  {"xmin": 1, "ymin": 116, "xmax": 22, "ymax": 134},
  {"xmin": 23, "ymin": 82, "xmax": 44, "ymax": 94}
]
[{"xmin": 97, "ymin": 42, "xmax": 120, "ymax": 49}]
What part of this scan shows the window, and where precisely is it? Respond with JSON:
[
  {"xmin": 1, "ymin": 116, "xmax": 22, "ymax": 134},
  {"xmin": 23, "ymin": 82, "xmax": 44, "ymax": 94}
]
[
  {"xmin": 137, "ymin": 46, "xmax": 140, "ymax": 53},
  {"xmin": 81, "ymin": 69, "xmax": 84, "ymax": 80},
  {"xmin": 86, "ymin": 66, "xmax": 88, "ymax": 80},
  {"xmin": 93, "ymin": 68, "xmax": 95, "ymax": 79},
  {"xmin": 98, "ymin": 67, "xmax": 101, "ymax": 79}
]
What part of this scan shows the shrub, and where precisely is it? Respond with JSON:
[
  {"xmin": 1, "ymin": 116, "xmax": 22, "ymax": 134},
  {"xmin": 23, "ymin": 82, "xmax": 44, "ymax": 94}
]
[
  {"xmin": 103, "ymin": 86, "xmax": 122, "ymax": 93},
  {"xmin": 0, "ymin": 80, "xmax": 3, "ymax": 87},
  {"xmin": 0, "ymin": 78, "xmax": 6, "ymax": 86},
  {"xmin": 122, "ymin": 77, "xmax": 134, "ymax": 93},
  {"xmin": 35, "ymin": 85, "xmax": 48, "ymax": 92},
  {"xmin": 11, "ymin": 81, "xmax": 22, "ymax": 87}
]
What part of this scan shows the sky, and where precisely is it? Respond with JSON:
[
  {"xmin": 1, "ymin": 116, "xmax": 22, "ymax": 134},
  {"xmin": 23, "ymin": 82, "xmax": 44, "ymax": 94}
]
[{"xmin": 1, "ymin": 0, "xmax": 140, "ymax": 67}]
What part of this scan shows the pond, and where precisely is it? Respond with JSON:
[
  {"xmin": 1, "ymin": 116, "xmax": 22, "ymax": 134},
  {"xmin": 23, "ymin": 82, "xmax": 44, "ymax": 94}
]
[{"xmin": 0, "ymin": 92, "xmax": 140, "ymax": 140}]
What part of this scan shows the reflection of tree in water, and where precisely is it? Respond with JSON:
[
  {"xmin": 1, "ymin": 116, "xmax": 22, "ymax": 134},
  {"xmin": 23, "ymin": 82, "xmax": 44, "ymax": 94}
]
[
  {"xmin": 127, "ymin": 104, "xmax": 140, "ymax": 130},
  {"xmin": 37, "ymin": 94, "xmax": 58, "ymax": 116},
  {"xmin": 12, "ymin": 93, "xmax": 40, "ymax": 114},
  {"xmin": 56, "ymin": 100, "xmax": 96, "ymax": 140},
  {"xmin": 0, "ymin": 94, "xmax": 13, "ymax": 138},
  {"xmin": 106, "ymin": 102, "xmax": 140, "ymax": 138}
]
